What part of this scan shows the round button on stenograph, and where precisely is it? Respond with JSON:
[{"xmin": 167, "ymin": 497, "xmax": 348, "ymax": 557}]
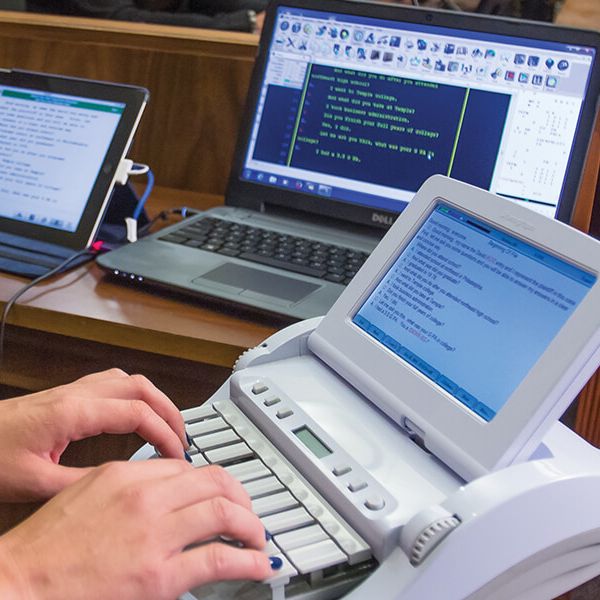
[{"xmin": 364, "ymin": 495, "xmax": 386, "ymax": 511}]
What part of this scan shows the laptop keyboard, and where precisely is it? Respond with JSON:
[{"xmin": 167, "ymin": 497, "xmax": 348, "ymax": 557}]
[{"xmin": 159, "ymin": 217, "xmax": 370, "ymax": 284}]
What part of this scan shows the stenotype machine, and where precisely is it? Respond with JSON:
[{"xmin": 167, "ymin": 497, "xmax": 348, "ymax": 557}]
[{"xmin": 134, "ymin": 176, "xmax": 600, "ymax": 600}]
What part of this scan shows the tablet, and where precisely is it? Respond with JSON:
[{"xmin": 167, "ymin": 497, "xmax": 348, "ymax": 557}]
[
  {"xmin": 0, "ymin": 69, "xmax": 148, "ymax": 254},
  {"xmin": 309, "ymin": 175, "xmax": 600, "ymax": 481}
]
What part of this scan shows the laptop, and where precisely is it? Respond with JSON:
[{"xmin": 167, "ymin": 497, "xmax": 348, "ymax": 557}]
[
  {"xmin": 97, "ymin": 0, "xmax": 600, "ymax": 320},
  {"xmin": 0, "ymin": 69, "xmax": 148, "ymax": 277}
]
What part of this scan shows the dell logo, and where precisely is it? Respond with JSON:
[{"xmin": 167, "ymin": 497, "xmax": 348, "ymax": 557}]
[{"xmin": 372, "ymin": 212, "xmax": 395, "ymax": 226}]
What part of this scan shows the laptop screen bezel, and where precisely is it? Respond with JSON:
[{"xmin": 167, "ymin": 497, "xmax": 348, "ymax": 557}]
[
  {"xmin": 0, "ymin": 69, "xmax": 148, "ymax": 250},
  {"xmin": 226, "ymin": 0, "xmax": 600, "ymax": 231}
]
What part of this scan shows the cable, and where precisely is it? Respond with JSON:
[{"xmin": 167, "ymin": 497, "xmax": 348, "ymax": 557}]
[
  {"xmin": 0, "ymin": 246, "xmax": 98, "ymax": 374},
  {"xmin": 132, "ymin": 165, "xmax": 154, "ymax": 221},
  {"xmin": 137, "ymin": 206, "xmax": 196, "ymax": 238}
]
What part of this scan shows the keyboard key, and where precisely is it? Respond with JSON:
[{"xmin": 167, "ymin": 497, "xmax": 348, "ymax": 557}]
[
  {"xmin": 252, "ymin": 491, "xmax": 299, "ymax": 517},
  {"xmin": 217, "ymin": 247, "xmax": 240, "ymax": 257},
  {"xmin": 261, "ymin": 507, "xmax": 314, "ymax": 535},
  {"xmin": 286, "ymin": 539, "xmax": 347, "ymax": 574},
  {"xmin": 187, "ymin": 417, "xmax": 230, "ymax": 438},
  {"xmin": 182, "ymin": 404, "xmax": 217, "ymax": 423},
  {"xmin": 205, "ymin": 442, "xmax": 253, "ymax": 464},
  {"xmin": 193, "ymin": 429, "xmax": 240, "ymax": 451},
  {"xmin": 225, "ymin": 459, "xmax": 272, "ymax": 483},
  {"xmin": 191, "ymin": 453, "xmax": 209, "ymax": 468},
  {"xmin": 244, "ymin": 476, "xmax": 285, "ymax": 499},
  {"xmin": 274, "ymin": 524, "xmax": 328, "ymax": 553},
  {"xmin": 159, "ymin": 233, "xmax": 188, "ymax": 243}
]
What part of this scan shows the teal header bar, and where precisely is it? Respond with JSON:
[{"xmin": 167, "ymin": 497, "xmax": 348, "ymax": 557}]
[{"xmin": 2, "ymin": 89, "xmax": 124, "ymax": 114}]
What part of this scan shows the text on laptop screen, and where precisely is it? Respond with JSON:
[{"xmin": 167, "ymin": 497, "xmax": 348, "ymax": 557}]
[
  {"xmin": 241, "ymin": 6, "xmax": 596, "ymax": 219},
  {"xmin": 352, "ymin": 202, "xmax": 596, "ymax": 421},
  {"xmin": 0, "ymin": 86, "xmax": 125, "ymax": 233}
]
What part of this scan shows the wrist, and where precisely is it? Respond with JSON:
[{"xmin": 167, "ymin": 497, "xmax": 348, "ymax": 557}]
[{"xmin": 0, "ymin": 537, "xmax": 27, "ymax": 600}]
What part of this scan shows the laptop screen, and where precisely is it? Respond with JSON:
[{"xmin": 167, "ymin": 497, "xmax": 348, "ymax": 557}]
[
  {"xmin": 352, "ymin": 202, "xmax": 596, "ymax": 422},
  {"xmin": 239, "ymin": 4, "xmax": 597, "ymax": 222},
  {"xmin": 0, "ymin": 84, "xmax": 125, "ymax": 233}
]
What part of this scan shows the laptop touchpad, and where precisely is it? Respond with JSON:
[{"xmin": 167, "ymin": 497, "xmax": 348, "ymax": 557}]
[{"xmin": 193, "ymin": 263, "xmax": 319, "ymax": 303}]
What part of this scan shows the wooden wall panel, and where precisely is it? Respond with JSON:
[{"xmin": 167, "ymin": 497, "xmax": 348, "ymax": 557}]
[{"xmin": 0, "ymin": 11, "xmax": 257, "ymax": 195}]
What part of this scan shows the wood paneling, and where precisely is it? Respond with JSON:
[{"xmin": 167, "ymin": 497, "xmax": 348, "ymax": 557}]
[{"xmin": 0, "ymin": 10, "xmax": 257, "ymax": 194}]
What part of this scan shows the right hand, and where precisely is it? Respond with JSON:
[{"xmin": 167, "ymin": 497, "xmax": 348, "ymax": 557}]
[
  {"xmin": 255, "ymin": 11, "xmax": 265, "ymax": 33},
  {"xmin": 0, "ymin": 460, "xmax": 275, "ymax": 600},
  {"xmin": 0, "ymin": 369, "xmax": 189, "ymax": 502}
]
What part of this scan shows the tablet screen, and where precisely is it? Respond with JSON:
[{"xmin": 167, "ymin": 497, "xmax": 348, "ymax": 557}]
[
  {"xmin": 0, "ymin": 70, "xmax": 147, "ymax": 251},
  {"xmin": 0, "ymin": 85, "xmax": 126, "ymax": 233},
  {"xmin": 352, "ymin": 202, "xmax": 596, "ymax": 421}
]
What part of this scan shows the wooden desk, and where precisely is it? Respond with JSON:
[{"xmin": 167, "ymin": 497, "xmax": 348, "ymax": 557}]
[
  {"xmin": 0, "ymin": 10, "xmax": 257, "ymax": 195},
  {"xmin": 0, "ymin": 187, "xmax": 285, "ymax": 531},
  {"xmin": 0, "ymin": 187, "xmax": 281, "ymax": 396}
]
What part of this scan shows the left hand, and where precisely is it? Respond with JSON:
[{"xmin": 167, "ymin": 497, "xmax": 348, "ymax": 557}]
[{"xmin": 0, "ymin": 369, "xmax": 188, "ymax": 501}]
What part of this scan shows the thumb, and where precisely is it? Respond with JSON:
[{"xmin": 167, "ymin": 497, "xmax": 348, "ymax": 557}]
[{"xmin": 28, "ymin": 461, "xmax": 96, "ymax": 500}]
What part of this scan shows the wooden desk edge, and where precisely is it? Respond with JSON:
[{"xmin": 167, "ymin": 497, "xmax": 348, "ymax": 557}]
[
  {"xmin": 0, "ymin": 10, "xmax": 259, "ymax": 56},
  {"xmin": 7, "ymin": 303, "xmax": 245, "ymax": 368}
]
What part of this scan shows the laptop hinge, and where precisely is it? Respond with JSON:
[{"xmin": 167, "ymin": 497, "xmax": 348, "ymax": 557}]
[
  {"xmin": 401, "ymin": 417, "xmax": 430, "ymax": 454},
  {"xmin": 260, "ymin": 201, "xmax": 382, "ymax": 239}
]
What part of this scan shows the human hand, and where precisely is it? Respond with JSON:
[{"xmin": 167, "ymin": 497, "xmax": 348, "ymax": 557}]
[
  {"xmin": 0, "ymin": 369, "xmax": 188, "ymax": 501},
  {"xmin": 0, "ymin": 460, "xmax": 275, "ymax": 600},
  {"xmin": 255, "ymin": 11, "xmax": 265, "ymax": 33}
]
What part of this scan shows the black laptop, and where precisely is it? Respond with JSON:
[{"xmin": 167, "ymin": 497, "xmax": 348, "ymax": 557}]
[{"xmin": 97, "ymin": 0, "xmax": 600, "ymax": 320}]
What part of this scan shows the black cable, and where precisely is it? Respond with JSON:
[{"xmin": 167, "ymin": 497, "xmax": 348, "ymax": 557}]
[
  {"xmin": 0, "ymin": 247, "xmax": 95, "ymax": 374},
  {"xmin": 0, "ymin": 207, "xmax": 197, "ymax": 372},
  {"xmin": 137, "ymin": 206, "xmax": 197, "ymax": 238}
]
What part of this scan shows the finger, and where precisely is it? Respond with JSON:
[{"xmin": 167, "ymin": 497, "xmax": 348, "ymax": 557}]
[
  {"xmin": 66, "ymin": 397, "xmax": 187, "ymax": 459},
  {"xmin": 72, "ymin": 374, "xmax": 187, "ymax": 448},
  {"xmin": 147, "ymin": 464, "xmax": 252, "ymax": 513},
  {"xmin": 72, "ymin": 368, "xmax": 129, "ymax": 385},
  {"xmin": 168, "ymin": 542, "xmax": 273, "ymax": 594},
  {"xmin": 29, "ymin": 462, "xmax": 96, "ymax": 499},
  {"xmin": 161, "ymin": 496, "xmax": 266, "ymax": 553},
  {"xmin": 26, "ymin": 457, "xmax": 193, "ymax": 500}
]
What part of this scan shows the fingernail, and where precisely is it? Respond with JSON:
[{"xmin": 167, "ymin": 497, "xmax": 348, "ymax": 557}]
[
  {"xmin": 269, "ymin": 556, "xmax": 283, "ymax": 570},
  {"xmin": 186, "ymin": 432, "xmax": 193, "ymax": 447},
  {"xmin": 265, "ymin": 530, "xmax": 272, "ymax": 541},
  {"xmin": 184, "ymin": 450, "xmax": 193, "ymax": 463}
]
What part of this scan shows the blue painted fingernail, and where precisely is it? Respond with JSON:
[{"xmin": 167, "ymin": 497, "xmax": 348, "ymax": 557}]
[
  {"xmin": 186, "ymin": 432, "xmax": 193, "ymax": 446},
  {"xmin": 265, "ymin": 530, "xmax": 272, "ymax": 541},
  {"xmin": 269, "ymin": 556, "xmax": 283, "ymax": 570},
  {"xmin": 184, "ymin": 450, "xmax": 193, "ymax": 463}
]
